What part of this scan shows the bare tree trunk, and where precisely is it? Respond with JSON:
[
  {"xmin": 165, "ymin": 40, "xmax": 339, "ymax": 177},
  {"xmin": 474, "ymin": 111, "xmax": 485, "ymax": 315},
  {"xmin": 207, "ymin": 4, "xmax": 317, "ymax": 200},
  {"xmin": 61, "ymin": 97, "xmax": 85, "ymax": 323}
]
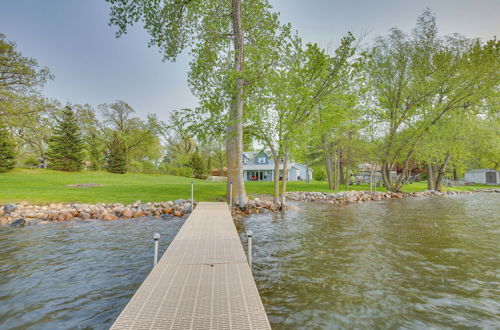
[
  {"xmin": 427, "ymin": 163, "xmax": 435, "ymax": 190},
  {"xmin": 280, "ymin": 148, "xmax": 288, "ymax": 208},
  {"xmin": 435, "ymin": 154, "xmax": 450, "ymax": 192},
  {"xmin": 322, "ymin": 134, "xmax": 335, "ymax": 190},
  {"xmin": 369, "ymin": 163, "xmax": 376, "ymax": 194},
  {"xmin": 381, "ymin": 161, "xmax": 393, "ymax": 190},
  {"xmin": 226, "ymin": 0, "xmax": 247, "ymax": 207},
  {"xmin": 339, "ymin": 149, "xmax": 345, "ymax": 185},
  {"xmin": 272, "ymin": 153, "xmax": 281, "ymax": 204}
]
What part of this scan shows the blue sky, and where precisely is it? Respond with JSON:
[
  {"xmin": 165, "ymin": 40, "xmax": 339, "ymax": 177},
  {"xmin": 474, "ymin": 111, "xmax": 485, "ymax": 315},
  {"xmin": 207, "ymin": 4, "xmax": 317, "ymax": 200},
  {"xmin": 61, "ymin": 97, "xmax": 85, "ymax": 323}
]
[{"xmin": 1, "ymin": 0, "xmax": 498, "ymax": 121}]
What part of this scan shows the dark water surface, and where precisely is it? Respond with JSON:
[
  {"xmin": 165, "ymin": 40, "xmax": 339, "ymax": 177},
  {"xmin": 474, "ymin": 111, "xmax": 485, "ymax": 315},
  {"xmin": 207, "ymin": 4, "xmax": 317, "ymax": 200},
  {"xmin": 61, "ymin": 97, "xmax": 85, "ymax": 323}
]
[
  {"xmin": 237, "ymin": 193, "xmax": 500, "ymax": 329},
  {"xmin": 0, "ymin": 218, "xmax": 185, "ymax": 329},
  {"xmin": 0, "ymin": 194, "xmax": 499, "ymax": 329}
]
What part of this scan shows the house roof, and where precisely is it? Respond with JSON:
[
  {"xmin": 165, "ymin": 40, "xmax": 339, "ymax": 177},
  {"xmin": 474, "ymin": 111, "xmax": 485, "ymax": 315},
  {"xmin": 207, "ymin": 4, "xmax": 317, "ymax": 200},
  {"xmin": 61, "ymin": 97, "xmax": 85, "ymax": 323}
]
[{"xmin": 466, "ymin": 169, "xmax": 498, "ymax": 173}]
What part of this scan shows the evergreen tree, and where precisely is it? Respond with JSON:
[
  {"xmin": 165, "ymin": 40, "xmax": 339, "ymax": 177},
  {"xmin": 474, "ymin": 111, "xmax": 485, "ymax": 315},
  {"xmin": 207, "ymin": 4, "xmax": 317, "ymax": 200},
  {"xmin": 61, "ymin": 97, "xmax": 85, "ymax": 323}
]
[
  {"xmin": 105, "ymin": 132, "xmax": 127, "ymax": 174},
  {"xmin": 0, "ymin": 124, "xmax": 15, "ymax": 172},
  {"xmin": 189, "ymin": 149, "xmax": 205, "ymax": 178},
  {"xmin": 46, "ymin": 106, "xmax": 84, "ymax": 171}
]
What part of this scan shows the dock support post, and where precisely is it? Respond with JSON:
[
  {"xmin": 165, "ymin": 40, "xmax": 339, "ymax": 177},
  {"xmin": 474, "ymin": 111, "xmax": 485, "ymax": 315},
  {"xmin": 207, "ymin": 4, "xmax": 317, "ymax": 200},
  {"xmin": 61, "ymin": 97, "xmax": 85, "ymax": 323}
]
[
  {"xmin": 229, "ymin": 181, "xmax": 233, "ymax": 208},
  {"xmin": 191, "ymin": 181, "xmax": 194, "ymax": 212},
  {"xmin": 153, "ymin": 233, "xmax": 160, "ymax": 266},
  {"xmin": 247, "ymin": 230, "xmax": 253, "ymax": 267}
]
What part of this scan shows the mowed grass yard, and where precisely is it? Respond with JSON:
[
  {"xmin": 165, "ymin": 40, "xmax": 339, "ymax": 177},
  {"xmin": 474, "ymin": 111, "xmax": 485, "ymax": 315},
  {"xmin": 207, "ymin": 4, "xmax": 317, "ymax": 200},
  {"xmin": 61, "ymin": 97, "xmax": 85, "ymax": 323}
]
[{"xmin": 0, "ymin": 168, "xmax": 495, "ymax": 205}]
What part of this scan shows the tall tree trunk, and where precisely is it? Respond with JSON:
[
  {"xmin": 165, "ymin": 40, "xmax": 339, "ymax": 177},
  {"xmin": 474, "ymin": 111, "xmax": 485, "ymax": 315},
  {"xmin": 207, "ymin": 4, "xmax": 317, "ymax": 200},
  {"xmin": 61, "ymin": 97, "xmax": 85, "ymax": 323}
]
[
  {"xmin": 272, "ymin": 153, "xmax": 281, "ymax": 204},
  {"xmin": 427, "ymin": 163, "xmax": 435, "ymax": 190},
  {"xmin": 339, "ymin": 150, "xmax": 345, "ymax": 185},
  {"xmin": 322, "ymin": 134, "xmax": 335, "ymax": 190},
  {"xmin": 226, "ymin": 0, "xmax": 247, "ymax": 207},
  {"xmin": 381, "ymin": 161, "xmax": 392, "ymax": 190},
  {"xmin": 334, "ymin": 153, "xmax": 340, "ymax": 190},
  {"xmin": 435, "ymin": 154, "xmax": 450, "ymax": 192},
  {"xmin": 453, "ymin": 167, "xmax": 458, "ymax": 181},
  {"xmin": 280, "ymin": 148, "xmax": 288, "ymax": 208}
]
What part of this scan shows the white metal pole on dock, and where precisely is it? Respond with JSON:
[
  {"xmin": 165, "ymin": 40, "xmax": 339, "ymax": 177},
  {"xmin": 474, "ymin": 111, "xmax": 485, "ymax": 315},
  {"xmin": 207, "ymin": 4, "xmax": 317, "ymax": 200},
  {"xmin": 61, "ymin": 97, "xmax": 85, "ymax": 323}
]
[
  {"xmin": 229, "ymin": 181, "xmax": 233, "ymax": 207},
  {"xmin": 191, "ymin": 181, "xmax": 194, "ymax": 212},
  {"xmin": 153, "ymin": 233, "xmax": 160, "ymax": 266},
  {"xmin": 247, "ymin": 230, "xmax": 253, "ymax": 267}
]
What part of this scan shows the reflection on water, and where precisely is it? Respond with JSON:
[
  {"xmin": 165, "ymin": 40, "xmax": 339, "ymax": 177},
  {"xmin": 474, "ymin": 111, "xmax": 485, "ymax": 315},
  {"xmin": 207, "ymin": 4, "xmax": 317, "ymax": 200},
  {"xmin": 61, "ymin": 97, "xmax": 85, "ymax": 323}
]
[
  {"xmin": 0, "ymin": 218, "xmax": 185, "ymax": 329},
  {"xmin": 239, "ymin": 193, "xmax": 500, "ymax": 329}
]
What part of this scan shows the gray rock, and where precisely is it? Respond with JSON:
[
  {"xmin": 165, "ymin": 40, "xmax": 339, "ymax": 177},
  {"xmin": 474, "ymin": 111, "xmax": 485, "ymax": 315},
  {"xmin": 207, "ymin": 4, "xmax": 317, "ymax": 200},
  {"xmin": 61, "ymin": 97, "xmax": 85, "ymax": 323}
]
[
  {"xmin": 10, "ymin": 218, "xmax": 26, "ymax": 227},
  {"xmin": 174, "ymin": 199, "xmax": 184, "ymax": 204},
  {"xmin": 4, "ymin": 204, "xmax": 17, "ymax": 214}
]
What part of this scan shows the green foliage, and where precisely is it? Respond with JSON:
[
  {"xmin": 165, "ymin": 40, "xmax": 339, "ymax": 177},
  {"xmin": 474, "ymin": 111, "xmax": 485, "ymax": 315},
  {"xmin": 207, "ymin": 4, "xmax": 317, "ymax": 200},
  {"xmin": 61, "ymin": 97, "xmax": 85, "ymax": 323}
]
[
  {"xmin": 0, "ymin": 124, "xmax": 15, "ymax": 172},
  {"xmin": 0, "ymin": 33, "xmax": 53, "ymax": 119},
  {"xmin": 24, "ymin": 157, "xmax": 40, "ymax": 168},
  {"xmin": 46, "ymin": 106, "xmax": 84, "ymax": 171},
  {"xmin": 363, "ymin": 9, "xmax": 499, "ymax": 191},
  {"xmin": 312, "ymin": 166, "xmax": 326, "ymax": 181},
  {"xmin": 189, "ymin": 149, "xmax": 206, "ymax": 178},
  {"xmin": 105, "ymin": 132, "xmax": 127, "ymax": 174}
]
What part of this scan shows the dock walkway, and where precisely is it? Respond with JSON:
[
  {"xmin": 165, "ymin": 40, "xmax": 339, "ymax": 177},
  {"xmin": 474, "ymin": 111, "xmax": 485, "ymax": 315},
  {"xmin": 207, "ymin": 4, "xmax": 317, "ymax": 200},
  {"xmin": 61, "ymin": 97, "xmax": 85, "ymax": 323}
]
[{"xmin": 111, "ymin": 202, "xmax": 271, "ymax": 330}]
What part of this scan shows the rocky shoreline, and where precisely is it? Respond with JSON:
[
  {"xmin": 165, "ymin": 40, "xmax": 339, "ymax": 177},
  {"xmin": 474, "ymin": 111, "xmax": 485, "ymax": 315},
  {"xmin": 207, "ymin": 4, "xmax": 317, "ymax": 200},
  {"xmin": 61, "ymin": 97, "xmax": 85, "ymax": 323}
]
[
  {"xmin": 285, "ymin": 188, "xmax": 499, "ymax": 203},
  {"xmin": 0, "ymin": 198, "xmax": 284, "ymax": 227},
  {"xmin": 1, "ymin": 188, "xmax": 498, "ymax": 227}
]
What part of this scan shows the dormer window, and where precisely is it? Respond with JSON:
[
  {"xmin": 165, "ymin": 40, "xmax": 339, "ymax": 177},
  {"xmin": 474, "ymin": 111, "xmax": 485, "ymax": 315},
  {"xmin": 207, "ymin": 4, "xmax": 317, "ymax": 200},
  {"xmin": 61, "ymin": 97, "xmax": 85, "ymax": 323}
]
[
  {"xmin": 258, "ymin": 157, "xmax": 265, "ymax": 164},
  {"xmin": 243, "ymin": 157, "xmax": 247, "ymax": 164}
]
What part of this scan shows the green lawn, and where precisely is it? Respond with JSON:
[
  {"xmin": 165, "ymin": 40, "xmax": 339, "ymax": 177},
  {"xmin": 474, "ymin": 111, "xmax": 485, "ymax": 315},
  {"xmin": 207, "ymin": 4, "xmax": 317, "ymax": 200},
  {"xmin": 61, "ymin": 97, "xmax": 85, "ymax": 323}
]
[{"xmin": 0, "ymin": 168, "xmax": 495, "ymax": 205}]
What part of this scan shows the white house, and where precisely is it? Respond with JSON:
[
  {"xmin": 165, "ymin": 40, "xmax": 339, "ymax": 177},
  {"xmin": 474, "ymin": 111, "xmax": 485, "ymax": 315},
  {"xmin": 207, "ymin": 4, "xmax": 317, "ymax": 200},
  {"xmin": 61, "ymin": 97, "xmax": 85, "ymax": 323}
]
[
  {"xmin": 464, "ymin": 169, "xmax": 499, "ymax": 185},
  {"xmin": 242, "ymin": 151, "xmax": 313, "ymax": 182}
]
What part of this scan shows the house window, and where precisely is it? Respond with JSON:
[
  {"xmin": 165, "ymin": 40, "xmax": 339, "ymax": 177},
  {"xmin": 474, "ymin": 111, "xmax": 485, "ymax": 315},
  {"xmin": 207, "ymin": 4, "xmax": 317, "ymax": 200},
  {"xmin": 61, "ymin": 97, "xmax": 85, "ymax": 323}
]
[
  {"xmin": 258, "ymin": 157, "xmax": 265, "ymax": 164},
  {"xmin": 243, "ymin": 158, "xmax": 247, "ymax": 164}
]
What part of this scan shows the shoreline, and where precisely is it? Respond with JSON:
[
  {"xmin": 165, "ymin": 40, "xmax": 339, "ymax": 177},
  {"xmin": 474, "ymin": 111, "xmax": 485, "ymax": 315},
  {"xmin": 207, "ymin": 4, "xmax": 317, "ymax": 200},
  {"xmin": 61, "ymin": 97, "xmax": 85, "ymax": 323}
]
[{"xmin": 1, "ymin": 188, "xmax": 498, "ymax": 227}]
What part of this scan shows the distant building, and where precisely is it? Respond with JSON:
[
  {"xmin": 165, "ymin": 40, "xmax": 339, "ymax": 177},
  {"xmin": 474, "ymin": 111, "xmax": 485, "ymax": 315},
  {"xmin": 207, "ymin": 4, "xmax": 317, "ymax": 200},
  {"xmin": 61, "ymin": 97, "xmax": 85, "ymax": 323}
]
[
  {"xmin": 242, "ymin": 151, "xmax": 313, "ymax": 182},
  {"xmin": 355, "ymin": 163, "xmax": 397, "ymax": 183},
  {"xmin": 464, "ymin": 169, "xmax": 499, "ymax": 185}
]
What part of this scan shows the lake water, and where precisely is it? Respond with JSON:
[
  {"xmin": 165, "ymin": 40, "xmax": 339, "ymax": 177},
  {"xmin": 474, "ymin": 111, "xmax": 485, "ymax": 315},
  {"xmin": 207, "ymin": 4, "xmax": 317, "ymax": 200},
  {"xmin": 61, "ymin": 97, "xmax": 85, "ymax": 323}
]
[
  {"xmin": 0, "ymin": 193, "xmax": 499, "ymax": 329},
  {"xmin": 237, "ymin": 193, "xmax": 500, "ymax": 329}
]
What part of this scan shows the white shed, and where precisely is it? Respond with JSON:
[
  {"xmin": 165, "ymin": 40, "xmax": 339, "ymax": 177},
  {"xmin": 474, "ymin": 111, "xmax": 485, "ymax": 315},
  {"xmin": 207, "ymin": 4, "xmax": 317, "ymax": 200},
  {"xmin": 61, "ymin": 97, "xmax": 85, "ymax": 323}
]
[{"xmin": 464, "ymin": 169, "xmax": 499, "ymax": 185}]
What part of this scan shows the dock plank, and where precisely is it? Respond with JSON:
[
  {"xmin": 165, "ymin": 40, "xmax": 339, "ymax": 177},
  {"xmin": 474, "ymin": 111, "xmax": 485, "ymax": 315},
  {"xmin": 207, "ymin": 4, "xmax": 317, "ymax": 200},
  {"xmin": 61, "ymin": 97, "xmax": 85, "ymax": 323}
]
[{"xmin": 111, "ymin": 202, "xmax": 270, "ymax": 330}]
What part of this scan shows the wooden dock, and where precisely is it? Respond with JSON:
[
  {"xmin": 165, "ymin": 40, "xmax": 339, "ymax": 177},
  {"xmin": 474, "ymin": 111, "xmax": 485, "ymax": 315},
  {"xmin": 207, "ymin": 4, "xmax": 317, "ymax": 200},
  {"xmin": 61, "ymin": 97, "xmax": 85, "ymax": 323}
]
[{"xmin": 111, "ymin": 202, "xmax": 271, "ymax": 330}]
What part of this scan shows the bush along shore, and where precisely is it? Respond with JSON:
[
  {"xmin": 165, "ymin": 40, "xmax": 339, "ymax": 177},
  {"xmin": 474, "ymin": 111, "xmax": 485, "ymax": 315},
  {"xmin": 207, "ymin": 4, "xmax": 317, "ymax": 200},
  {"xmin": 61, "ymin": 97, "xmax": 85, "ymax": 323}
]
[{"xmin": 285, "ymin": 188, "xmax": 499, "ymax": 203}]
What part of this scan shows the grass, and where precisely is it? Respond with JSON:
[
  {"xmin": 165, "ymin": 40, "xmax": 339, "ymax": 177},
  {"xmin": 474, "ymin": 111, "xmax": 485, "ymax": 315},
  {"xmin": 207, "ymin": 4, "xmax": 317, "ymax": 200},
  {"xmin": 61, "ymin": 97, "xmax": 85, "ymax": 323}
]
[{"xmin": 0, "ymin": 168, "xmax": 496, "ymax": 205}]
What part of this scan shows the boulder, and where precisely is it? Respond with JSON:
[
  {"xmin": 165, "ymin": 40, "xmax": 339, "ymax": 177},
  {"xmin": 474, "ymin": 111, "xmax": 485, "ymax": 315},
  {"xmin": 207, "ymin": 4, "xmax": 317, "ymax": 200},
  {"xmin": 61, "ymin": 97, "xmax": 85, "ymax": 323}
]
[
  {"xmin": 3, "ymin": 204, "xmax": 17, "ymax": 214},
  {"xmin": 173, "ymin": 210, "xmax": 184, "ymax": 217},
  {"xmin": 132, "ymin": 209, "xmax": 143, "ymax": 218},
  {"xmin": 102, "ymin": 213, "xmax": 119, "ymax": 221},
  {"xmin": 0, "ymin": 217, "xmax": 9, "ymax": 225},
  {"xmin": 79, "ymin": 212, "xmax": 91, "ymax": 219},
  {"xmin": 162, "ymin": 207, "xmax": 173, "ymax": 214},
  {"xmin": 122, "ymin": 209, "xmax": 133, "ymax": 218},
  {"xmin": 10, "ymin": 218, "xmax": 26, "ymax": 227}
]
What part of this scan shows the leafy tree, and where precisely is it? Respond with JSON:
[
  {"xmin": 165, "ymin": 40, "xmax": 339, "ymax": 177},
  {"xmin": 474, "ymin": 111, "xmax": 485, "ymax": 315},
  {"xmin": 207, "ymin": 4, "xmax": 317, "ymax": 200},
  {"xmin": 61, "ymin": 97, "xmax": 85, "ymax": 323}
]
[
  {"xmin": 46, "ymin": 106, "xmax": 84, "ymax": 171},
  {"xmin": 105, "ymin": 132, "xmax": 127, "ymax": 174},
  {"xmin": 0, "ymin": 123, "xmax": 15, "ymax": 172},
  {"xmin": 75, "ymin": 104, "xmax": 106, "ymax": 171},
  {"xmin": 363, "ymin": 9, "xmax": 499, "ymax": 191},
  {"xmin": 106, "ymin": 0, "xmax": 285, "ymax": 207},
  {"xmin": 0, "ymin": 33, "xmax": 52, "ymax": 119},
  {"xmin": 100, "ymin": 100, "xmax": 159, "ymax": 169}
]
